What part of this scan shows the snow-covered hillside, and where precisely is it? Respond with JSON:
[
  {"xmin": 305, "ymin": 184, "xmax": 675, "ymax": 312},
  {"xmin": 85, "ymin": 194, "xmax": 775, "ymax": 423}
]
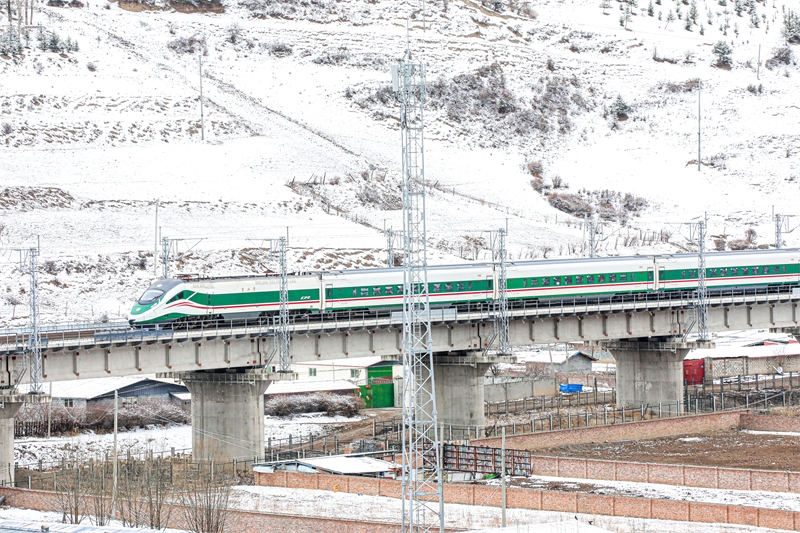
[{"xmin": 0, "ymin": 0, "xmax": 797, "ymax": 326}]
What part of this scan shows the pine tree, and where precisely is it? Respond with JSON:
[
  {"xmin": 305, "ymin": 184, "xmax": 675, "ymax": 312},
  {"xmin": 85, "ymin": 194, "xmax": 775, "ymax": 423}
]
[
  {"xmin": 689, "ymin": 0, "xmax": 698, "ymax": 23},
  {"xmin": 712, "ymin": 40, "xmax": 733, "ymax": 66},
  {"xmin": 648, "ymin": 0, "xmax": 654, "ymax": 15},
  {"xmin": 782, "ymin": 9, "xmax": 800, "ymax": 43},
  {"xmin": 666, "ymin": 9, "xmax": 676, "ymax": 27},
  {"xmin": 612, "ymin": 94, "xmax": 631, "ymax": 118},
  {"xmin": 734, "ymin": 0, "xmax": 744, "ymax": 16},
  {"xmin": 700, "ymin": 23, "xmax": 705, "ymax": 34},
  {"xmin": 601, "ymin": 0, "xmax": 611, "ymax": 15},
  {"xmin": 685, "ymin": 16, "xmax": 693, "ymax": 29}
]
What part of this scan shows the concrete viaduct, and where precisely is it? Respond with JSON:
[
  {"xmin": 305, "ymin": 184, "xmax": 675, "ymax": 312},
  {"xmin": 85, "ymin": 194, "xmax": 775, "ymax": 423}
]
[{"xmin": 1, "ymin": 286, "xmax": 799, "ymax": 483}]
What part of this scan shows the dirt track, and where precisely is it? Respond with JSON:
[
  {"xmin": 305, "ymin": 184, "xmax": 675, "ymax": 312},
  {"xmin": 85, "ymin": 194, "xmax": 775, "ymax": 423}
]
[{"xmin": 534, "ymin": 428, "xmax": 800, "ymax": 471}]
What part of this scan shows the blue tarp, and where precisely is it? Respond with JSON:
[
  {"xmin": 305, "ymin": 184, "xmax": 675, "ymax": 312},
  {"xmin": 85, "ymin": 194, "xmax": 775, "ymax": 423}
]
[{"xmin": 559, "ymin": 384, "xmax": 583, "ymax": 393}]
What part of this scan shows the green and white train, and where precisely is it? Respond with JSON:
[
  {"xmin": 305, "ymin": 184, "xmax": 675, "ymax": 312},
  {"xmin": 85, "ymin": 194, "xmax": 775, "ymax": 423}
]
[{"xmin": 128, "ymin": 249, "xmax": 800, "ymax": 326}]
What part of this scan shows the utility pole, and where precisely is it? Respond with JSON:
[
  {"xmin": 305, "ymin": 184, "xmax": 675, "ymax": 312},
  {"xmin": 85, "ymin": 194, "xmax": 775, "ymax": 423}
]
[
  {"xmin": 589, "ymin": 220, "xmax": 597, "ymax": 258},
  {"xmin": 776, "ymin": 213, "xmax": 783, "ymax": 249},
  {"xmin": 501, "ymin": 426, "xmax": 507, "ymax": 527},
  {"xmin": 199, "ymin": 54, "xmax": 205, "ymax": 141},
  {"xmin": 161, "ymin": 237, "xmax": 171, "ymax": 279},
  {"xmin": 111, "ymin": 389, "xmax": 118, "ymax": 515},
  {"xmin": 697, "ymin": 81, "xmax": 702, "ymax": 172},
  {"xmin": 154, "ymin": 200, "xmax": 159, "ymax": 277},
  {"xmin": 757, "ymin": 44, "xmax": 761, "ymax": 80},
  {"xmin": 392, "ymin": 39, "xmax": 444, "ymax": 533}
]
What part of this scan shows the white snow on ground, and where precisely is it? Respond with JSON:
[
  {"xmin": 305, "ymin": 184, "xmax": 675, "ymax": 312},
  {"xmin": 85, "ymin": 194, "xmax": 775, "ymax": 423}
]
[
  {"xmin": 232, "ymin": 485, "xmax": 793, "ymax": 533},
  {"xmin": 0, "ymin": 0, "xmax": 797, "ymax": 328},
  {"xmin": 14, "ymin": 412, "xmax": 357, "ymax": 468},
  {"xmin": 743, "ymin": 429, "xmax": 800, "ymax": 437},
  {"xmin": 0, "ymin": 508, "xmax": 182, "ymax": 532}
]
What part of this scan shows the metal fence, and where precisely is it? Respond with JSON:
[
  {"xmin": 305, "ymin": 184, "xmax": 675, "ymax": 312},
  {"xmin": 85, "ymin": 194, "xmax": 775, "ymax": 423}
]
[{"xmin": 485, "ymin": 390, "xmax": 616, "ymax": 416}]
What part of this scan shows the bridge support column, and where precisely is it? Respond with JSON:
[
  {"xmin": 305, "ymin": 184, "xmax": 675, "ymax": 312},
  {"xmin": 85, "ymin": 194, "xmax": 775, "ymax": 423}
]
[
  {"xmin": 432, "ymin": 353, "xmax": 505, "ymax": 434},
  {"xmin": 0, "ymin": 393, "xmax": 51, "ymax": 486},
  {"xmin": 603, "ymin": 340, "xmax": 711, "ymax": 409},
  {"xmin": 181, "ymin": 372, "xmax": 272, "ymax": 462}
]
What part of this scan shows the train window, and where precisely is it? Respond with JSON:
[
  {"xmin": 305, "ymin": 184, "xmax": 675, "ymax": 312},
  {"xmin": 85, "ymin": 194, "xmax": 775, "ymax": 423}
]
[
  {"xmin": 531, "ymin": 278, "xmax": 538, "ymax": 287},
  {"xmin": 721, "ymin": 268, "xmax": 728, "ymax": 276},
  {"xmin": 620, "ymin": 273, "xmax": 628, "ymax": 281},
  {"xmin": 691, "ymin": 270, "xmax": 698, "ymax": 278},
  {"xmin": 488, "ymin": 280, "xmax": 493, "ymax": 289},
  {"xmin": 681, "ymin": 270, "xmax": 687, "ymax": 279},
  {"xmin": 445, "ymin": 283, "xmax": 453, "ymax": 291},
  {"xmin": 468, "ymin": 282, "xmax": 473, "ymax": 290},
  {"xmin": 353, "ymin": 289, "xmax": 357, "ymax": 297},
  {"xmin": 309, "ymin": 368, "xmax": 317, "ymax": 377},
  {"xmin": 587, "ymin": 275, "xmax": 594, "ymax": 283},
  {"xmin": 576, "ymin": 276, "xmax": 583, "ymax": 284},
  {"xmin": 385, "ymin": 286, "xmax": 394, "ymax": 295},
  {"xmin": 741, "ymin": 267, "xmax": 749, "ymax": 275},
  {"xmin": 457, "ymin": 283, "xmax": 465, "ymax": 291},
  {"xmin": 554, "ymin": 277, "xmax": 561, "ymax": 286},
  {"xmin": 783, "ymin": 265, "xmax": 787, "ymax": 273},
  {"xmin": 360, "ymin": 288, "xmax": 369, "ymax": 297},
  {"xmin": 599, "ymin": 274, "xmax": 606, "ymax": 283},
  {"xmin": 647, "ymin": 271, "xmax": 653, "ymax": 281},
  {"xmin": 541, "ymin": 278, "xmax": 550, "ymax": 286},
  {"xmin": 326, "ymin": 288, "xmax": 333, "ymax": 298},
  {"xmin": 763, "ymin": 266, "xmax": 769, "ymax": 274},
  {"xmin": 433, "ymin": 284, "xmax": 441, "ymax": 292},
  {"xmin": 373, "ymin": 287, "xmax": 382, "ymax": 296},
  {"xmin": 731, "ymin": 267, "xmax": 739, "ymax": 275},
  {"xmin": 565, "ymin": 276, "xmax": 572, "ymax": 285},
  {"xmin": 710, "ymin": 269, "xmax": 717, "ymax": 277},
  {"xmin": 523, "ymin": 279, "xmax": 528, "ymax": 288},
  {"xmin": 773, "ymin": 266, "xmax": 780, "ymax": 274},
  {"xmin": 610, "ymin": 274, "xmax": 617, "ymax": 282}
]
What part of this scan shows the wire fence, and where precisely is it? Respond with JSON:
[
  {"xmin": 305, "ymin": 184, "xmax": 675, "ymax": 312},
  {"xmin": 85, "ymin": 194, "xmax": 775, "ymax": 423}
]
[{"xmin": 485, "ymin": 390, "xmax": 617, "ymax": 416}]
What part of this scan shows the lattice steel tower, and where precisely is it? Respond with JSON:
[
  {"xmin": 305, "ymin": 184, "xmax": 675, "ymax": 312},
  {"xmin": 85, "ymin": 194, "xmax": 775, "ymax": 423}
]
[
  {"xmin": 20, "ymin": 247, "xmax": 43, "ymax": 393},
  {"xmin": 491, "ymin": 229, "xmax": 509, "ymax": 356},
  {"xmin": 696, "ymin": 220, "xmax": 709, "ymax": 342},
  {"xmin": 276, "ymin": 236, "xmax": 291, "ymax": 372},
  {"xmin": 392, "ymin": 48, "xmax": 445, "ymax": 533}
]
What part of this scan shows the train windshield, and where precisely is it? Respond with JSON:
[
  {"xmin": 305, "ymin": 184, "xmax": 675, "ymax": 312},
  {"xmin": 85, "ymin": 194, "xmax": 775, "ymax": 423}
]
[{"xmin": 138, "ymin": 289, "xmax": 165, "ymax": 305}]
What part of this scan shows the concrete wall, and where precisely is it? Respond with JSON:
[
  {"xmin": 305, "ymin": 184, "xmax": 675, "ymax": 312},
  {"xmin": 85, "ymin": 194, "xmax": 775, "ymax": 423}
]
[
  {"xmin": 475, "ymin": 410, "xmax": 743, "ymax": 451},
  {"xmin": 706, "ymin": 354, "xmax": 800, "ymax": 378},
  {"xmin": 483, "ymin": 376, "xmax": 557, "ymax": 403},
  {"xmin": 253, "ymin": 471, "xmax": 800, "ymax": 530}
]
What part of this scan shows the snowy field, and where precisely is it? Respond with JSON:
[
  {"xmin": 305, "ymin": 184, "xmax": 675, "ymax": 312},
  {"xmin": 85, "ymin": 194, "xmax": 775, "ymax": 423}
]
[
  {"xmin": 13, "ymin": 412, "xmax": 357, "ymax": 468},
  {"xmin": 232, "ymin": 485, "xmax": 795, "ymax": 533},
  {"xmin": 0, "ymin": 0, "xmax": 797, "ymax": 327}
]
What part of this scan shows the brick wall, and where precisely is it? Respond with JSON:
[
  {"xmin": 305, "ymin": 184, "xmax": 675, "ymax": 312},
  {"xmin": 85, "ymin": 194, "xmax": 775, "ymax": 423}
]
[
  {"xmin": 253, "ymin": 472, "xmax": 800, "ymax": 530},
  {"xmin": 475, "ymin": 410, "xmax": 743, "ymax": 450},
  {"xmin": 741, "ymin": 413, "xmax": 800, "ymax": 433},
  {"xmin": 521, "ymin": 455, "xmax": 800, "ymax": 494}
]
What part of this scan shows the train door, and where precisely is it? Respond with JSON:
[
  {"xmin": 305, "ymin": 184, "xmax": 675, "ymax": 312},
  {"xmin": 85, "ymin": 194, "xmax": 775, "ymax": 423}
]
[{"xmin": 325, "ymin": 284, "xmax": 333, "ymax": 310}]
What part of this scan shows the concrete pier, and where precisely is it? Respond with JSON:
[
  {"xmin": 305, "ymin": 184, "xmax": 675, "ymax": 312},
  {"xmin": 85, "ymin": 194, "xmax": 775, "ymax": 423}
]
[
  {"xmin": 432, "ymin": 353, "xmax": 503, "ymax": 432},
  {"xmin": 0, "ymin": 392, "xmax": 50, "ymax": 485},
  {"xmin": 602, "ymin": 339, "xmax": 711, "ymax": 409},
  {"xmin": 181, "ymin": 372, "xmax": 272, "ymax": 462}
]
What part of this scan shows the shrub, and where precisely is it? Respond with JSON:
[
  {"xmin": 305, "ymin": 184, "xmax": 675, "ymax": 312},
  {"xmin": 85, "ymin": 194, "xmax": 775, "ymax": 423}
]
[
  {"xmin": 611, "ymin": 94, "xmax": 630, "ymax": 119},
  {"xmin": 167, "ymin": 35, "xmax": 206, "ymax": 55},
  {"xmin": 86, "ymin": 61, "xmax": 97, "ymax": 72},
  {"xmin": 269, "ymin": 42, "xmax": 292, "ymax": 57},
  {"xmin": 1, "ymin": 123, "xmax": 11, "ymax": 135},
  {"xmin": 746, "ymin": 83, "xmax": 762, "ymax": 94},
  {"xmin": 782, "ymin": 9, "xmax": 800, "ymax": 43},
  {"xmin": 264, "ymin": 392, "xmax": 362, "ymax": 417},
  {"xmin": 766, "ymin": 46, "xmax": 794, "ymax": 69},
  {"xmin": 526, "ymin": 160, "xmax": 544, "ymax": 177},
  {"xmin": 548, "ymin": 189, "xmax": 648, "ymax": 220},
  {"xmin": 226, "ymin": 22, "xmax": 242, "ymax": 44},
  {"xmin": 313, "ymin": 47, "xmax": 350, "ymax": 65}
]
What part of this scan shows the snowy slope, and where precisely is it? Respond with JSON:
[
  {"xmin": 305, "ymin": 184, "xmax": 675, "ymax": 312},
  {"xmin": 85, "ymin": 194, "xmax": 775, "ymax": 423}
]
[{"xmin": 0, "ymin": 0, "xmax": 798, "ymax": 327}]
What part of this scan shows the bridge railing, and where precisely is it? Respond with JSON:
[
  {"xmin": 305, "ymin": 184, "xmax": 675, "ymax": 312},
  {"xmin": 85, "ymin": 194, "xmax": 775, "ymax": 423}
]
[{"xmin": 2, "ymin": 284, "xmax": 799, "ymax": 354}]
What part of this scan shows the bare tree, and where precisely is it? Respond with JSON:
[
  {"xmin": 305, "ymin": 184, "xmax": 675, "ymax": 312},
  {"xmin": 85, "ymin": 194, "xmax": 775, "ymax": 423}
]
[
  {"xmin": 87, "ymin": 459, "xmax": 113, "ymax": 526},
  {"xmin": 5, "ymin": 294, "xmax": 21, "ymax": 320},
  {"xmin": 180, "ymin": 462, "xmax": 236, "ymax": 533},
  {"xmin": 51, "ymin": 455, "xmax": 91, "ymax": 524}
]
